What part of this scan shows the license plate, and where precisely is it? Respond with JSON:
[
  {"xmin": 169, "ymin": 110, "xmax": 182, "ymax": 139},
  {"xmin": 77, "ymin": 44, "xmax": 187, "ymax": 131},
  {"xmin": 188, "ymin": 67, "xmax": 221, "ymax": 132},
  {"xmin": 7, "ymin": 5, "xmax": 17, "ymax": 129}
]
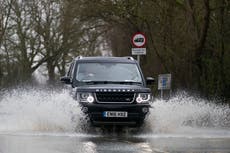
[{"xmin": 103, "ymin": 111, "xmax": 128, "ymax": 118}]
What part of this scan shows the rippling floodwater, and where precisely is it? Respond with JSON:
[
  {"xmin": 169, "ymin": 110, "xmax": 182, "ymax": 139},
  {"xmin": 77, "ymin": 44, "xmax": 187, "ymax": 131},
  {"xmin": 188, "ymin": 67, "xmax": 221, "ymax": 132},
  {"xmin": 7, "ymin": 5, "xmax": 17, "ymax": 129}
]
[{"xmin": 0, "ymin": 88, "xmax": 229, "ymax": 153}]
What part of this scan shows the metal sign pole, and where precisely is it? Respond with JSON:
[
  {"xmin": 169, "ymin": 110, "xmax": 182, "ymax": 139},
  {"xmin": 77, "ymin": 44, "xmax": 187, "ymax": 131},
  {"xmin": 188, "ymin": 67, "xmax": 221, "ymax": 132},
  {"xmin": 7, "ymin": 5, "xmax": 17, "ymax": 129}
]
[
  {"xmin": 161, "ymin": 89, "xmax": 163, "ymax": 99},
  {"xmin": 137, "ymin": 55, "xmax": 140, "ymax": 63}
]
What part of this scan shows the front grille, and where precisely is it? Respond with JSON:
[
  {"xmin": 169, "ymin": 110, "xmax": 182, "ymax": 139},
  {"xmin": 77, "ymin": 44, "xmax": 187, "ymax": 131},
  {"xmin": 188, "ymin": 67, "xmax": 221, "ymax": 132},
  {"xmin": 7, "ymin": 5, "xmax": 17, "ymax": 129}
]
[{"xmin": 95, "ymin": 92, "xmax": 135, "ymax": 103}]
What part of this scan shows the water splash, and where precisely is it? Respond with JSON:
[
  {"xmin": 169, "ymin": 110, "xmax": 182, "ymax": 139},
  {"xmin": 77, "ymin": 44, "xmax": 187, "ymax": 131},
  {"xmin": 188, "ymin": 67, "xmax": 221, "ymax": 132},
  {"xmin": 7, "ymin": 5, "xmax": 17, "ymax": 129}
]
[
  {"xmin": 146, "ymin": 93, "xmax": 230, "ymax": 133},
  {"xmin": 0, "ymin": 88, "xmax": 84, "ymax": 133},
  {"xmin": 0, "ymin": 89, "xmax": 229, "ymax": 135}
]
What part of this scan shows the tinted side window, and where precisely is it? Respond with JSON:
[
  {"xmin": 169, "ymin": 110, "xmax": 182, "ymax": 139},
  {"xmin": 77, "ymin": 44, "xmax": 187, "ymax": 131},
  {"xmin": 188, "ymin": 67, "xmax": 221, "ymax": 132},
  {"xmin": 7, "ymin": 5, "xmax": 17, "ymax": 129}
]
[{"xmin": 67, "ymin": 62, "xmax": 74, "ymax": 78}]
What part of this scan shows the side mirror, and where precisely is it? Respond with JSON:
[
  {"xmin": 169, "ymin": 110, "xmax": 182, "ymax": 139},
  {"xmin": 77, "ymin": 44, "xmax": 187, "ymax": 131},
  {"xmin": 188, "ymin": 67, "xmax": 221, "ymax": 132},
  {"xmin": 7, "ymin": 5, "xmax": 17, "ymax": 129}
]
[
  {"xmin": 60, "ymin": 76, "xmax": 71, "ymax": 84},
  {"xmin": 146, "ymin": 77, "xmax": 154, "ymax": 85}
]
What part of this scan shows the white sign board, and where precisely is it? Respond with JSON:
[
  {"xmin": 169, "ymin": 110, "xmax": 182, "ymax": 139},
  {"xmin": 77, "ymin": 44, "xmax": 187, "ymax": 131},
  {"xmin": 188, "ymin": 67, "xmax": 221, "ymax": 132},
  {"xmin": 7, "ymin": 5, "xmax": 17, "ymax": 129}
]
[
  {"xmin": 132, "ymin": 48, "xmax": 146, "ymax": 55},
  {"xmin": 158, "ymin": 74, "xmax": 171, "ymax": 90}
]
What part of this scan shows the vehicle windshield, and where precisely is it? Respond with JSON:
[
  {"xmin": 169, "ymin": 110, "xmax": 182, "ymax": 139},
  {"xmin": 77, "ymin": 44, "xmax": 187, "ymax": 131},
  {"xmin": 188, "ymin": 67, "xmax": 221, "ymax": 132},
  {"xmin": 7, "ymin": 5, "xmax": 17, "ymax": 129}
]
[{"xmin": 76, "ymin": 62, "xmax": 143, "ymax": 83}]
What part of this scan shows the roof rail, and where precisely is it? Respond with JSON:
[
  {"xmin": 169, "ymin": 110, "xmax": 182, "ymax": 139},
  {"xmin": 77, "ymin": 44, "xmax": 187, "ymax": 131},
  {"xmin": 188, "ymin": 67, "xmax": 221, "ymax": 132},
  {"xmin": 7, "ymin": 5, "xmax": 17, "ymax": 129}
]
[
  {"xmin": 124, "ymin": 56, "xmax": 134, "ymax": 60},
  {"xmin": 75, "ymin": 56, "xmax": 83, "ymax": 60}
]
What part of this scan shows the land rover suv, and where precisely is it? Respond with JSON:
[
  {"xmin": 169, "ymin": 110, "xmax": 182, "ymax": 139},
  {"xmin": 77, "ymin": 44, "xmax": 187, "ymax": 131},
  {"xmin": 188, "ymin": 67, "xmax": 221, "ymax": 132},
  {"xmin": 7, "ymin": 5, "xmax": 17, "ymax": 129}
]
[{"xmin": 61, "ymin": 56, "xmax": 154, "ymax": 127}]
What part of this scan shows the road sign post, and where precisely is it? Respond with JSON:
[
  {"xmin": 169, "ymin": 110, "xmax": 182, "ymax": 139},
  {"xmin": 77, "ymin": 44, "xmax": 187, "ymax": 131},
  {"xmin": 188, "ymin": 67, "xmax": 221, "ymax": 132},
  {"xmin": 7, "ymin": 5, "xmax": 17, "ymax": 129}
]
[
  {"xmin": 137, "ymin": 55, "xmax": 140, "ymax": 63},
  {"xmin": 131, "ymin": 32, "xmax": 146, "ymax": 63},
  {"xmin": 158, "ymin": 74, "xmax": 172, "ymax": 99}
]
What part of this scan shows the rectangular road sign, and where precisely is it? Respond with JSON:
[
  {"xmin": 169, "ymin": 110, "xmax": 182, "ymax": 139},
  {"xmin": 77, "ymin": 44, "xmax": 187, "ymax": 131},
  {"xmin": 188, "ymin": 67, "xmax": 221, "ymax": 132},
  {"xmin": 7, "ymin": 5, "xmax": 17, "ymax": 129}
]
[
  {"xmin": 158, "ymin": 74, "xmax": 171, "ymax": 90},
  {"xmin": 131, "ymin": 48, "xmax": 146, "ymax": 55}
]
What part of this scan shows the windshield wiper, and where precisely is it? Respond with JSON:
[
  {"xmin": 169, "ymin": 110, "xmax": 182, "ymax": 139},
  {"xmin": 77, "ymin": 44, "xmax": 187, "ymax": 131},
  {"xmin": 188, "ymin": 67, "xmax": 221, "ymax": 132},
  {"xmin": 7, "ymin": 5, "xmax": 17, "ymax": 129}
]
[
  {"xmin": 122, "ymin": 80, "xmax": 142, "ymax": 85},
  {"xmin": 79, "ymin": 80, "xmax": 142, "ymax": 85},
  {"xmin": 80, "ymin": 80, "xmax": 117, "ymax": 84}
]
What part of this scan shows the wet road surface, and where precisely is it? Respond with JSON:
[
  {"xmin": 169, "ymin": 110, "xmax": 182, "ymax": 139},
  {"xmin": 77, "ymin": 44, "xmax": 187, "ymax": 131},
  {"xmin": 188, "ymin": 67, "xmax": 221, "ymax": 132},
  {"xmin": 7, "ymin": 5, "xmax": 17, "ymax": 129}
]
[{"xmin": 0, "ymin": 129, "xmax": 230, "ymax": 153}]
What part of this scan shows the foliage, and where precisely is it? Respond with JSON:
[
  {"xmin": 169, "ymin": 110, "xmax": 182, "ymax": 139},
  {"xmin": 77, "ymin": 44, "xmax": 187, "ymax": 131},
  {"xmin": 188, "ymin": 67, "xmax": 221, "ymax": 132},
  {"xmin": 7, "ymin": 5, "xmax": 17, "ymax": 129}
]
[{"xmin": 0, "ymin": 0, "xmax": 229, "ymax": 101}]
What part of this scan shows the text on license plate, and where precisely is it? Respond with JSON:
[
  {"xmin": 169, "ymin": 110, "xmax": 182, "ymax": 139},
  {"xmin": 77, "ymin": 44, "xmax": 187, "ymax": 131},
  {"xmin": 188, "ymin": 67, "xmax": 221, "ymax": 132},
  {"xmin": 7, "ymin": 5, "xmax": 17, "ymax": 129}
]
[{"xmin": 103, "ymin": 111, "xmax": 128, "ymax": 118}]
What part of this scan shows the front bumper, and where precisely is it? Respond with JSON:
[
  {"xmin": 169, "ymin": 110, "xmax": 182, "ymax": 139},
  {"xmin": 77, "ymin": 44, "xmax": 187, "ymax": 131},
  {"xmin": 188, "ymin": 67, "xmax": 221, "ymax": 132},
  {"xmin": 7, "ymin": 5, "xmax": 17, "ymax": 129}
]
[{"xmin": 80, "ymin": 103, "xmax": 151, "ymax": 126}]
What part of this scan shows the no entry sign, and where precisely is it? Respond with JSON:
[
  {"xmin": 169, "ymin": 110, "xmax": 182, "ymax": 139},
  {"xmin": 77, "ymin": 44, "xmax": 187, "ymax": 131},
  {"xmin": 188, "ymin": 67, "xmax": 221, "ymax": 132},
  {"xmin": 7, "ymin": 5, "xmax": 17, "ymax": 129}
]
[{"xmin": 132, "ymin": 32, "xmax": 146, "ymax": 48}]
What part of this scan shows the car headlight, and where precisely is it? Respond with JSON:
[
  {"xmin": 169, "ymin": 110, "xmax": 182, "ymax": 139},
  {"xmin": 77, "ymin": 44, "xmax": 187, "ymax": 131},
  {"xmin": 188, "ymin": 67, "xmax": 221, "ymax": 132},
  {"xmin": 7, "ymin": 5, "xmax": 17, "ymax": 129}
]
[
  {"xmin": 136, "ymin": 93, "xmax": 151, "ymax": 103},
  {"xmin": 77, "ymin": 92, "xmax": 94, "ymax": 103}
]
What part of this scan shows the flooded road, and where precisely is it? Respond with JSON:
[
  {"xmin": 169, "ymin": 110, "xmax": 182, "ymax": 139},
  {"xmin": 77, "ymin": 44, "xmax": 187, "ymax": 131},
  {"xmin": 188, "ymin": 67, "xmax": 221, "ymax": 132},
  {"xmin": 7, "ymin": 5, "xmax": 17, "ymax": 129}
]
[
  {"xmin": 0, "ymin": 89, "xmax": 229, "ymax": 153},
  {"xmin": 0, "ymin": 130, "xmax": 230, "ymax": 153}
]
